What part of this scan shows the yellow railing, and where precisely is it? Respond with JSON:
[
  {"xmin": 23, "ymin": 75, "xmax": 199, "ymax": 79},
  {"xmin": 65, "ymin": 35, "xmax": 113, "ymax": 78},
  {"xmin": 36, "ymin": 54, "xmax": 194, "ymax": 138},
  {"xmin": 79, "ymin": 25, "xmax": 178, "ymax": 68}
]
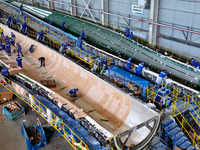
[
  {"xmin": 0, "ymin": 76, "xmax": 89, "ymax": 150},
  {"xmin": 171, "ymin": 94, "xmax": 200, "ymax": 129},
  {"xmin": 52, "ymin": 5, "xmax": 199, "ymax": 64},
  {"xmin": 171, "ymin": 107, "xmax": 200, "ymax": 149},
  {"xmin": 4, "ymin": 1, "xmax": 199, "ymax": 64},
  {"xmin": 147, "ymin": 83, "xmax": 178, "ymax": 109}
]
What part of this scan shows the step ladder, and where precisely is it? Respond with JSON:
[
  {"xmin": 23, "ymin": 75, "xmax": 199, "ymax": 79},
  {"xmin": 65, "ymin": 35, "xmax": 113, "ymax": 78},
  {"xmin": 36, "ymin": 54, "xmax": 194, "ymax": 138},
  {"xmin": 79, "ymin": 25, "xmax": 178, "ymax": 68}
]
[{"xmin": 162, "ymin": 117, "xmax": 196, "ymax": 150}]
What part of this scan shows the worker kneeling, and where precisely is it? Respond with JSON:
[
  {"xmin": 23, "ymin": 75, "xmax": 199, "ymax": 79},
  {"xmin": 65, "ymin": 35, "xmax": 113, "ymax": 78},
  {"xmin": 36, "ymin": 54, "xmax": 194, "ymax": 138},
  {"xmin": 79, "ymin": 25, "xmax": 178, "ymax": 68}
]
[{"xmin": 69, "ymin": 88, "xmax": 78, "ymax": 101}]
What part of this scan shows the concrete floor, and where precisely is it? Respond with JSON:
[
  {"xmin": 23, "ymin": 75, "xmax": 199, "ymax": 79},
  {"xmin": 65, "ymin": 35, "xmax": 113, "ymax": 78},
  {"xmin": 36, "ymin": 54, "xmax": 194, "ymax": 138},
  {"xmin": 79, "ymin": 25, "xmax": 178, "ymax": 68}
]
[{"xmin": 0, "ymin": 85, "xmax": 74, "ymax": 150}]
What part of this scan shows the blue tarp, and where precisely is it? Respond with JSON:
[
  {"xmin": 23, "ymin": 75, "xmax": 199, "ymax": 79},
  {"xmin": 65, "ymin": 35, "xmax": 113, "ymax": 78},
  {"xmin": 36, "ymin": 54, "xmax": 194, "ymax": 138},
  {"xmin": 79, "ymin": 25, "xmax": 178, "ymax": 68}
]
[
  {"xmin": 21, "ymin": 123, "xmax": 47, "ymax": 150},
  {"xmin": 108, "ymin": 67, "xmax": 150, "ymax": 97}
]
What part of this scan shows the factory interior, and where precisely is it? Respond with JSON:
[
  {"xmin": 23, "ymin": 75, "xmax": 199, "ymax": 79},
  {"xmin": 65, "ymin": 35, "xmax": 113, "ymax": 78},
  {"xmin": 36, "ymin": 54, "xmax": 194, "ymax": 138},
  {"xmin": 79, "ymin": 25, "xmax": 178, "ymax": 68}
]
[{"xmin": 0, "ymin": 0, "xmax": 200, "ymax": 150}]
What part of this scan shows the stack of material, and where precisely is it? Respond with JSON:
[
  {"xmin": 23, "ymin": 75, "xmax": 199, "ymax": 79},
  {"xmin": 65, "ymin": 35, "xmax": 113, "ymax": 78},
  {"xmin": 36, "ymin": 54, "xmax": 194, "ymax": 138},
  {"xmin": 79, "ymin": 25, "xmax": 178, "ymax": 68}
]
[
  {"xmin": 9, "ymin": 65, "xmax": 23, "ymax": 75},
  {"xmin": 6, "ymin": 101, "xmax": 21, "ymax": 112},
  {"xmin": 0, "ymin": 91, "xmax": 13, "ymax": 104},
  {"xmin": 41, "ymin": 79, "xmax": 56, "ymax": 88},
  {"xmin": 29, "ymin": 128, "xmax": 42, "ymax": 145},
  {"xmin": 3, "ymin": 101, "xmax": 25, "ymax": 120}
]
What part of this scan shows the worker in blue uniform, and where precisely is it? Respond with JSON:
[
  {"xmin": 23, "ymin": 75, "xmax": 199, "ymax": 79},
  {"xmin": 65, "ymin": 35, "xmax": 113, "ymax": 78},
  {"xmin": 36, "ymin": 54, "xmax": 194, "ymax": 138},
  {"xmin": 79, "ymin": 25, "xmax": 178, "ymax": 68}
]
[
  {"xmin": 126, "ymin": 57, "xmax": 132, "ymax": 71},
  {"xmin": 16, "ymin": 56, "xmax": 23, "ymax": 68},
  {"xmin": 61, "ymin": 21, "xmax": 67, "ymax": 29},
  {"xmin": 135, "ymin": 62, "xmax": 145, "ymax": 76},
  {"xmin": 10, "ymin": 32, "xmax": 15, "ymax": 46},
  {"xmin": 125, "ymin": 27, "xmax": 130, "ymax": 37},
  {"xmin": 69, "ymin": 88, "xmax": 78, "ymax": 98},
  {"xmin": 29, "ymin": 44, "xmax": 35, "ymax": 53},
  {"xmin": 16, "ymin": 43, "xmax": 23, "ymax": 57},
  {"xmin": 59, "ymin": 42, "xmax": 66, "ymax": 53},
  {"xmin": 191, "ymin": 58, "xmax": 200, "ymax": 69},
  {"xmin": 130, "ymin": 31, "xmax": 134, "ymax": 40},
  {"xmin": 19, "ymin": 22, "xmax": 27, "ymax": 34},
  {"xmin": 7, "ymin": 15, "xmax": 13, "ymax": 27},
  {"xmin": 19, "ymin": 3, "xmax": 23, "ymax": 15},
  {"xmin": 5, "ymin": 38, "xmax": 11, "ymax": 56},
  {"xmin": 36, "ymin": 30, "xmax": 45, "ymax": 43},
  {"xmin": 1, "ymin": 66, "xmax": 10, "ymax": 84},
  {"xmin": 5, "ymin": 35, "xmax": 9, "ymax": 41},
  {"xmin": 38, "ymin": 57, "xmax": 45, "ymax": 67},
  {"xmin": 77, "ymin": 36, "xmax": 83, "ymax": 49},
  {"xmin": 81, "ymin": 30, "xmax": 86, "ymax": 40},
  {"xmin": 155, "ymin": 70, "xmax": 168, "ymax": 85}
]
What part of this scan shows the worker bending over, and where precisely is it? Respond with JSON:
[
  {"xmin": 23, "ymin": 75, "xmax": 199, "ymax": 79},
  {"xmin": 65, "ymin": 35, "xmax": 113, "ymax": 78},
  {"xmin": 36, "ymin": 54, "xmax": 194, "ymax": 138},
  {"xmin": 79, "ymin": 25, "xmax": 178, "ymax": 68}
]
[
  {"xmin": 135, "ymin": 62, "xmax": 145, "ymax": 76},
  {"xmin": 17, "ymin": 43, "xmax": 23, "ymax": 57},
  {"xmin": 61, "ymin": 21, "xmax": 67, "ymax": 29},
  {"xmin": 38, "ymin": 57, "xmax": 45, "ymax": 67},
  {"xmin": 29, "ymin": 44, "xmax": 36, "ymax": 53},
  {"xmin": 69, "ymin": 88, "xmax": 78, "ymax": 98},
  {"xmin": 16, "ymin": 56, "xmax": 23, "ymax": 68},
  {"xmin": 155, "ymin": 70, "xmax": 168, "ymax": 85},
  {"xmin": 191, "ymin": 58, "xmax": 199, "ymax": 69}
]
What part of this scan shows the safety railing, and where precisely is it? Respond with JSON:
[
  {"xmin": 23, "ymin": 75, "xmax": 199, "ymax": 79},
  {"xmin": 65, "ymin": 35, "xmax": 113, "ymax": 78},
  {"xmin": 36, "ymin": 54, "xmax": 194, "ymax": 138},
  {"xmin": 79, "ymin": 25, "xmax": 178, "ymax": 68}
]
[
  {"xmin": 8, "ymin": 0, "xmax": 200, "ymax": 64},
  {"xmin": 171, "ymin": 106, "xmax": 200, "ymax": 149},
  {"xmin": 0, "ymin": 75, "xmax": 89, "ymax": 150},
  {"xmin": 171, "ymin": 94, "xmax": 200, "ymax": 129},
  {"xmin": 147, "ymin": 83, "xmax": 178, "ymax": 109}
]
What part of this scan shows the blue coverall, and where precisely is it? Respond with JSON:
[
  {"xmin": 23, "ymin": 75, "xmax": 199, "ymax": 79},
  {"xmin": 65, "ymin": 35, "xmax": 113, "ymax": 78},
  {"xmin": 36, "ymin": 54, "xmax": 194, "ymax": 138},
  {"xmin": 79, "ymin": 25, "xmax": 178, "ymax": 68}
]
[
  {"xmin": 126, "ymin": 59, "xmax": 131, "ymax": 71},
  {"xmin": 61, "ymin": 21, "xmax": 66, "ymax": 29},
  {"xmin": 130, "ymin": 32, "xmax": 134, "ymax": 39},
  {"xmin": 69, "ymin": 89, "xmax": 78, "ymax": 97},
  {"xmin": 10, "ymin": 33, "xmax": 15, "ymax": 46},
  {"xmin": 17, "ymin": 44, "xmax": 23, "ymax": 57},
  {"xmin": 159, "ymin": 71, "xmax": 168, "ymax": 79},
  {"xmin": 19, "ymin": 4, "xmax": 23, "ymax": 15},
  {"xmin": 1, "ymin": 68, "xmax": 9, "ymax": 77},
  {"xmin": 135, "ymin": 63, "xmax": 145, "ymax": 76},
  {"xmin": 125, "ymin": 27, "xmax": 130, "ymax": 37},
  {"xmin": 7, "ymin": 15, "xmax": 13, "ymax": 27},
  {"xmin": 78, "ymin": 37, "xmax": 83, "ymax": 49},
  {"xmin": 16, "ymin": 56, "xmax": 23, "ymax": 68},
  {"xmin": 81, "ymin": 31, "xmax": 86, "ymax": 40},
  {"xmin": 37, "ymin": 30, "xmax": 45, "ymax": 42},
  {"xmin": 29, "ymin": 44, "xmax": 34, "ymax": 53},
  {"xmin": 192, "ymin": 59, "xmax": 200, "ymax": 68},
  {"xmin": 20, "ymin": 22, "xmax": 27, "ymax": 34},
  {"xmin": 5, "ymin": 39, "xmax": 11, "ymax": 56},
  {"xmin": 59, "ymin": 42, "xmax": 66, "ymax": 53}
]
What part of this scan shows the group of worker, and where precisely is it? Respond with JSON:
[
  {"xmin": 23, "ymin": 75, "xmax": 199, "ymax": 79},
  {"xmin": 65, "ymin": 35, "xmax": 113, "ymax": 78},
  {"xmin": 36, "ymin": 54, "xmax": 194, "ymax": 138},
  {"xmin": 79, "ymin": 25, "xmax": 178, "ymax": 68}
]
[
  {"xmin": 125, "ymin": 27, "xmax": 134, "ymax": 40},
  {"xmin": 125, "ymin": 57, "xmax": 168, "ymax": 85}
]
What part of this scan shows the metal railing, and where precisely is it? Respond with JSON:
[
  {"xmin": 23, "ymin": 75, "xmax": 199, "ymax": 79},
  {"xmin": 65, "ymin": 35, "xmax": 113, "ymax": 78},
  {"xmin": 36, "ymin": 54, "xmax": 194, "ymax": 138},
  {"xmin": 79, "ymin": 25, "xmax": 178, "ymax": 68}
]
[
  {"xmin": 147, "ymin": 83, "xmax": 178, "ymax": 109},
  {"xmin": 171, "ymin": 106, "xmax": 200, "ymax": 149},
  {"xmin": 0, "ymin": 75, "xmax": 89, "ymax": 150}
]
